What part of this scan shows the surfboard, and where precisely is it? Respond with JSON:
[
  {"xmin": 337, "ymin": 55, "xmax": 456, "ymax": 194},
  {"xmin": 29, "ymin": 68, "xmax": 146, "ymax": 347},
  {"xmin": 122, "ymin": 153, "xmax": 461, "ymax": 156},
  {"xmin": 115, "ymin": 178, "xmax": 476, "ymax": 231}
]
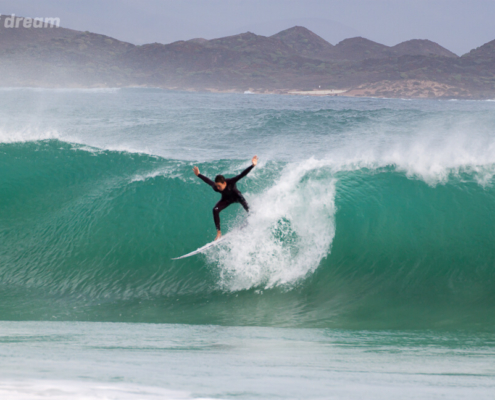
[{"xmin": 171, "ymin": 235, "xmax": 228, "ymax": 260}]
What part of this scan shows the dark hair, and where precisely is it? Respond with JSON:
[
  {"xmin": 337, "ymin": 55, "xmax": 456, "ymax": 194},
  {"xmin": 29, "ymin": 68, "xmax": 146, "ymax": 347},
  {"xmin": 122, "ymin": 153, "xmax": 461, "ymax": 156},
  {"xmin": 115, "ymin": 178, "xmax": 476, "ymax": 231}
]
[{"xmin": 215, "ymin": 175, "xmax": 226, "ymax": 183}]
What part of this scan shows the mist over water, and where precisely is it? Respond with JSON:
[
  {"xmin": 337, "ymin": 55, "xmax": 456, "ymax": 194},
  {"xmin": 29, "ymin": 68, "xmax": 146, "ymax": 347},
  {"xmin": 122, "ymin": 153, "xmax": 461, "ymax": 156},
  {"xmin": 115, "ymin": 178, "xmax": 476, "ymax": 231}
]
[{"xmin": 1, "ymin": 88, "xmax": 495, "ymax": 330}]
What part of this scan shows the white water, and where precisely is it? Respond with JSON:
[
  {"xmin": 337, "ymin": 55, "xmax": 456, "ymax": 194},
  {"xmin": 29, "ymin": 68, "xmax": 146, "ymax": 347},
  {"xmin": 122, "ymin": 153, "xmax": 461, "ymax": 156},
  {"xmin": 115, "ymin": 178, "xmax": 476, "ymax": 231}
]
[{"xmin": 211, "ymin": 159, "xmax": 336, "ymax": 290}]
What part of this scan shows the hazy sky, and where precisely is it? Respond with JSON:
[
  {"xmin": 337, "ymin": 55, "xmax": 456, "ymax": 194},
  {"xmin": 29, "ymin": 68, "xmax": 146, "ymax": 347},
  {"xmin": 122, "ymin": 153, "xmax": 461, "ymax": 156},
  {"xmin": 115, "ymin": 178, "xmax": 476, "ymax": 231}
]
[{"xmin": 0, "ymin": 0, "xmax": 494, "ymax": 55}]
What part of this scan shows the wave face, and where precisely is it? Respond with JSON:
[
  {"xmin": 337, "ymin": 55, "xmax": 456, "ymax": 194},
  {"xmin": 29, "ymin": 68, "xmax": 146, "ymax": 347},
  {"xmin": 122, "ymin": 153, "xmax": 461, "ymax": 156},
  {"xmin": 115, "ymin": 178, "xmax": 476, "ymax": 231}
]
[
  {"xmin": 1, "ymin": 90, "xmax": 495, "ymax": 330},
  {"xmin": 0, "ymin": 140, "xmax": 494, "ymax": 330}
]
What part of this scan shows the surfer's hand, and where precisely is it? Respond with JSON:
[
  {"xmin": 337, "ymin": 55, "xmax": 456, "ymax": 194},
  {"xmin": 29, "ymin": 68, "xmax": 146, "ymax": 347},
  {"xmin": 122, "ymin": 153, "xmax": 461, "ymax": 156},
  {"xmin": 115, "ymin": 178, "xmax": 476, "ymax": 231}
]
[
  {"xmin": 193, "ymin": 166, "xmax": 200, "ymax": 176},
  {"xmin": 252, "ymin": 155, "xmax": 258, "ymax": 166},
  {"xmin": 215, "ymin": 230, "xmax": 222, "ymax": 241}
]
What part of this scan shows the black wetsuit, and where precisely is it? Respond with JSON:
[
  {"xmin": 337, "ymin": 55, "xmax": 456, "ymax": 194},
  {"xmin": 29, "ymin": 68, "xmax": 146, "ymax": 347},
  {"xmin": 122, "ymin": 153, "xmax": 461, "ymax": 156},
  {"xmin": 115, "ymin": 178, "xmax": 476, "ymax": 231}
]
[{"xmin": 198, "ymin": 165, "xmax": 254, "ymax": 231}]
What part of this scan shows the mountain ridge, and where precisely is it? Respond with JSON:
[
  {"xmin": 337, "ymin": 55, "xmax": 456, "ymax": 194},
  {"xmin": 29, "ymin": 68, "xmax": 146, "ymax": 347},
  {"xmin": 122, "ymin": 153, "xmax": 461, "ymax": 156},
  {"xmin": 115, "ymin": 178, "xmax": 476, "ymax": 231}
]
[{"xmin": 0, "ymin": 19, "xmax": 493, "ymax": 99}]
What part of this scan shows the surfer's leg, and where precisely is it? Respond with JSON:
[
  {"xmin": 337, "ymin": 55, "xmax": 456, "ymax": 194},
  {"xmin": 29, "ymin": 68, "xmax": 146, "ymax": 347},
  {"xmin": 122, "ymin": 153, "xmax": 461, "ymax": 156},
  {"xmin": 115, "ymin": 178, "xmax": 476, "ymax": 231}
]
[
  {"xmin": 213, "ymin": 200, "xmax": 231, "ymax": 232},
  {"xmin": 236, "ymin": 195, "xmax": 250, "ymax": 229},
  {"xmin": 237, "ymin": 194, "xmax": 249, "ymax": 213}
]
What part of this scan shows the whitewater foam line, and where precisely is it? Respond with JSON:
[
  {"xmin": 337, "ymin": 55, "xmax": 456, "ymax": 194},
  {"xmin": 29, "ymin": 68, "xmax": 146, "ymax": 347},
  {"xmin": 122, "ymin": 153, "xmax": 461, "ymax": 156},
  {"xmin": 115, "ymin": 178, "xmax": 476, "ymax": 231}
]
[{"xmin": 0, "ymin": 380, "xmax": 216, "ymax": 400}]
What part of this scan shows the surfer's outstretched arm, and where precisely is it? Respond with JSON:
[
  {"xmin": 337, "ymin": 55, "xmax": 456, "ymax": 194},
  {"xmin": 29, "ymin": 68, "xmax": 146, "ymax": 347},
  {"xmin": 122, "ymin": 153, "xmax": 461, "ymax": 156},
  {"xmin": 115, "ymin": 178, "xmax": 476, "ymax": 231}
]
[
  {"xmin": 231, "ymin": 155, "xmax": 258, "ymax": 184},
  {"xmin": 193, "ymin": 166, "xmax": 217, "ymax": 190}
]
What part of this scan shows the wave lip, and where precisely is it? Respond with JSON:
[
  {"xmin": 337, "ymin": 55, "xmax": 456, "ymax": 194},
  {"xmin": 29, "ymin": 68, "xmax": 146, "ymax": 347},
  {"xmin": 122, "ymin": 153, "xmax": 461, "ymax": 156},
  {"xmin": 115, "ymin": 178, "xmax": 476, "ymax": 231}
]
[{"xmin": 0, "ymin": 127, "xmax": 63, "ymax": 144}]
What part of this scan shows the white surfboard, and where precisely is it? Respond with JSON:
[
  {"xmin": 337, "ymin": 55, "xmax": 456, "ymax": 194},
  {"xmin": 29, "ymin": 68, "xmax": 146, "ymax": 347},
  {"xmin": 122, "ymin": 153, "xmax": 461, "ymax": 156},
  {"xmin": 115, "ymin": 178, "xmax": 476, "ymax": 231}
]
[{"xmin": 171, "ymin": 235, "xmax": 228, "ymax": 260}]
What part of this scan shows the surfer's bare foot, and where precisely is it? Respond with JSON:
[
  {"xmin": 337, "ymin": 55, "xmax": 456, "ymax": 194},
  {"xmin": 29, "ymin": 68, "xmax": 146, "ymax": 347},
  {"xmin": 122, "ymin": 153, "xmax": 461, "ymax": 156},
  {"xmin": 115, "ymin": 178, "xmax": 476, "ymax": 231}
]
[{"xmin": 215, "ymin": 231, "xmax": 222, "ymax": 241}]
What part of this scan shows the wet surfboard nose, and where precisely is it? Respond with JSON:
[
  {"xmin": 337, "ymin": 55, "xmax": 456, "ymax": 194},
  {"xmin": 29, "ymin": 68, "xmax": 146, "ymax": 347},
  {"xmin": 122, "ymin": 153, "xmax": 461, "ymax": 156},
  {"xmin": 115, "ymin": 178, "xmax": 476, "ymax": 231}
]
[{"xmin": 171, "ymin": 235, "xmax": 228, "ymax": 260}]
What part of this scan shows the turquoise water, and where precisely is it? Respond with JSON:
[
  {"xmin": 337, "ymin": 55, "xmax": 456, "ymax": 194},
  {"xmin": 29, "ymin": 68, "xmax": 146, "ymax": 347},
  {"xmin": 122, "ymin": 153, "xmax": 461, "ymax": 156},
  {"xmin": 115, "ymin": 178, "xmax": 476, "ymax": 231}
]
[{"xmin": 0, "ymin": 88, "xmax": 495, "ymax": 398}]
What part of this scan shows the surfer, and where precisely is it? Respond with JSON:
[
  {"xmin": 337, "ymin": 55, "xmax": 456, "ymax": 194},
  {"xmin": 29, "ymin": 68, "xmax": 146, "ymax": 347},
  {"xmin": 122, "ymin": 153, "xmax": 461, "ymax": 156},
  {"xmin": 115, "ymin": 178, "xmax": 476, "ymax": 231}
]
[{"xmin": 193, "ymin": 156, "xmax": 258, "ymax": 241}]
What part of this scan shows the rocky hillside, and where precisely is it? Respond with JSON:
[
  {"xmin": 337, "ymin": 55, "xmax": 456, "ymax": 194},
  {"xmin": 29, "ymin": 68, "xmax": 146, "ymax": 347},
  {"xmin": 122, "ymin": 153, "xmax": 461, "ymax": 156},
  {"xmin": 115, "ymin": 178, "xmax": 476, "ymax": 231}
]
[
  {"xmin": 270, "ymin": 26, "xmax": 335, "ymax": 60},
  {"xmin": 462, "ymin": 39, "xmax": 495, "ymax": 62},
  {"xmin": 391, "ymin": 39, "xmax": 457, "ymax": 58}
]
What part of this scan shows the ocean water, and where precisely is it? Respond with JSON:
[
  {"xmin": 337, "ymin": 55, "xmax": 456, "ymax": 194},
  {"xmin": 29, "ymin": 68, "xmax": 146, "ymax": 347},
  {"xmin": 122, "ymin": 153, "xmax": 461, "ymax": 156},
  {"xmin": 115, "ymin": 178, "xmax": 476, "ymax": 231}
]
[{"xmin": 0, "ymin": 88, "xmax": 494, "ymax": 399}]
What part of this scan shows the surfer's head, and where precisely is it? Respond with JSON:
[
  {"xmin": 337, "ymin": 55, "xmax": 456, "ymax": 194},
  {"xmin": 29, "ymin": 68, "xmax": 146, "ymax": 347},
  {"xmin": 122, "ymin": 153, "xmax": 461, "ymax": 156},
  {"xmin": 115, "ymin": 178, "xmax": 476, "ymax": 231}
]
[{"xmin": 215, "ymin": 175, "xmax": 227, "ymax": 191}]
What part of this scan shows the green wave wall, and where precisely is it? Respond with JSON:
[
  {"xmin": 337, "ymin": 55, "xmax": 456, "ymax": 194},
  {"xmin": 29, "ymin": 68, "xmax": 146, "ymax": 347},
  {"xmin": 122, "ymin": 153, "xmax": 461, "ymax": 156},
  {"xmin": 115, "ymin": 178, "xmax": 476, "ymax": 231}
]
[{"xmin": 1, "ymin": 140, "xmax": 495, "ymax": 330}]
